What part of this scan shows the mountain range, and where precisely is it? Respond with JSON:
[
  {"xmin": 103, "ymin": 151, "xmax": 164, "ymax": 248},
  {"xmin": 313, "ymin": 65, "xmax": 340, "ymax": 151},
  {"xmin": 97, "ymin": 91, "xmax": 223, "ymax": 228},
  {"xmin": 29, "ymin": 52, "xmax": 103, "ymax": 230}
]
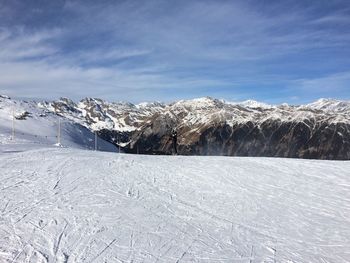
[{"xmin": 1, "ymin": 94, "xmax": 349, "ymax": 159}]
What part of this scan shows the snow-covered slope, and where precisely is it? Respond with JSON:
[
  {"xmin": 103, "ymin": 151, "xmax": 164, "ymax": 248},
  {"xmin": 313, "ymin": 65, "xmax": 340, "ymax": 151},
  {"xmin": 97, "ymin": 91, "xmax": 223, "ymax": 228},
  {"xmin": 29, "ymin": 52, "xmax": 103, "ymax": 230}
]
[
  {"xmin": 38, "ymin": 96, "xmax": 350, "ymax": 143},
  {"xmin": 2, "ymin": 95, "xmax": 350, "ymax": 158},
  {"xmin": 236, "ymin": 99, "xmax": 274, "ymax": 109},
  {"xmin": 0, "ymin": 96, "xmax": 116, "ymax": 152},
  {"xmin": 43, "ymin": 96, "xmax": 350, "ymax": 134},
  {"xmin": 0, "ymin": 147, "xmax": 349, "ymax": 262},
  {"xmin": 43, "ymin": 97, "xmax": 165, "ymax": 132},
  {"xmin": 127, "ymin": 97, "xmax": 350, "ymax": 158},
  {"xmin": 306, "ymin": 98, "xmax": 350, "ymax": 113}
]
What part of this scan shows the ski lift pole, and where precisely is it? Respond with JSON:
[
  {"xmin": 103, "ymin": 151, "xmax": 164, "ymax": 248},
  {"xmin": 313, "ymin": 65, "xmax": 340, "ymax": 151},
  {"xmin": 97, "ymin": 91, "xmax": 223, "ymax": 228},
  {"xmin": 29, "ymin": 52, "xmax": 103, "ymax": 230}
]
[
  {"xmin": 95, "ymin": 131, "xmax": 97, "ymax": 151},
  {"xmin": 118, "ymin": 135, "xmax": 121, "ymax": 153},
  {"xmin": 57, "ymin": 118, "xmax": 61, "ymax": 145},
  {"xmin": 11, "ymin": 108, "xmax": 15, "ymax": 140}
]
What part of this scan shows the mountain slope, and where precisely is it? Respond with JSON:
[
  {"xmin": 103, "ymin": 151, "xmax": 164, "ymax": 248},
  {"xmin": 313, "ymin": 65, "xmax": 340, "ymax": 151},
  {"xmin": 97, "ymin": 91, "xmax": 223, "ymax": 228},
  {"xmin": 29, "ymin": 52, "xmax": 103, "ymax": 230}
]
[
  {"xmin": 0, "ymin": 95, "xmax": 116, "ymax": 152},
  {"xmin": 2, "ymin": 95, "xmax": 350, "ymax": 159},
  {"xmin": 127, "ymin": 98, "xmax": 350, "ymax": 159},
  {"xmin": 0, "ymin": 147, "xmax": 349, "ymax": 262}
]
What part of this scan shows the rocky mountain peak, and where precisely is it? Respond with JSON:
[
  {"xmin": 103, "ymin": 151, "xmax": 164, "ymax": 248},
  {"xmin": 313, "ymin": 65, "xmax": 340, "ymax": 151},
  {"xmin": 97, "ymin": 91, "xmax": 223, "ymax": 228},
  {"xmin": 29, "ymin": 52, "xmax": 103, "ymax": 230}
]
[
  {"xmin": 2, "ymin": 95, "xmax": 350, "ymax": 159},
  {"xmin": 306, "ymin": 98, "xmax": 350, "ymax": 113}
]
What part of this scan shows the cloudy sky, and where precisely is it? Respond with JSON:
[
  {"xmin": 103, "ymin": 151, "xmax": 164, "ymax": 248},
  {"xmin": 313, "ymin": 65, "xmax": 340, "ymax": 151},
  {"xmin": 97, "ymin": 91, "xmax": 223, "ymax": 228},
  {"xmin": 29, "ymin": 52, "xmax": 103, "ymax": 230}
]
[{"xmin": 0, "ymin": 0, "xmax": 349, "ymax": 103}]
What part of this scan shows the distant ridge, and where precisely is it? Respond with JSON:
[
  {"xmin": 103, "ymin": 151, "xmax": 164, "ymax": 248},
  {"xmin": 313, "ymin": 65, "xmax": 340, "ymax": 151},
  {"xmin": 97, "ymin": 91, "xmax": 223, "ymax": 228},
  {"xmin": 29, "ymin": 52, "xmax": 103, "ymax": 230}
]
[{"xmin": 1, "ymin": 95, "xmax": 350, "ymax": 159}]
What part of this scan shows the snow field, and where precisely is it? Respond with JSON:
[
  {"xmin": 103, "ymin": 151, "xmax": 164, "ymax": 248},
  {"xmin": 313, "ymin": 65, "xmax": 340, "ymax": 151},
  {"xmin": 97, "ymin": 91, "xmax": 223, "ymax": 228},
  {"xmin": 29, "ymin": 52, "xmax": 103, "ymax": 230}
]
[{"xmin": 0, "ymin": 148, "xmax": 350, "ymax": 262}]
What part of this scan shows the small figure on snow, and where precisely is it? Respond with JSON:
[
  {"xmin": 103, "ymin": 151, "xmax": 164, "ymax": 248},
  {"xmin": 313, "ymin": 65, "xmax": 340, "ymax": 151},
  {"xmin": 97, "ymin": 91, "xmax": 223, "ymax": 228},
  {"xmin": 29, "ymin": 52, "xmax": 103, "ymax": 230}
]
[{"xmin": 171, "ymin": 129, "xmax": 178, "ymax": 155}]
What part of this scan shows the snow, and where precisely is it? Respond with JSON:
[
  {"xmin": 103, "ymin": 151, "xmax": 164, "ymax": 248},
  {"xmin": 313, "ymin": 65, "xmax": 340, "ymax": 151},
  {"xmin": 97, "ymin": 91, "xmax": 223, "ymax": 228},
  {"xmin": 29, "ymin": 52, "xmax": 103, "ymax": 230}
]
[
  {"xmin": 1, "ymin": 95, "xmax": 350, "ymax": 262},
  {"xmin": 237, "ymin": 100, "xmax": 273, "ymax": 109},
  {"xmin": 172, "ymin": 97, "xmax": 224, "ymax": 110},
  {"xmin": 0, "ymin": 97, "xmax": 117, "ymax": 152},
  {"xmin": 163, "ymin": 97, "xmax": 350, "ymax": 128},
  {"xmin": 0, "ymin": 146, "xmax": 349, "ymax": 262},
  {"xmin": 136, "ymin": 102, "xmax": 165, "ymax": 109},
  {"xmin": 306, "ymin": 98, "xmax": 350, "ymax": 113},
  {"xmin": 7, "ymin": 95, "xmax": 349, "ymax": 142}
]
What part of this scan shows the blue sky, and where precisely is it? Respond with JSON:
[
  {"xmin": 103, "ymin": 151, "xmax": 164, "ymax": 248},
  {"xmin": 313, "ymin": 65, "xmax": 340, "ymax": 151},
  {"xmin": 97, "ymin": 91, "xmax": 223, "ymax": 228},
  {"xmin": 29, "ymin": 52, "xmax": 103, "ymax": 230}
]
[{"xmin": 0, "ymin": 0, "xmax": 349, "ymax": 104}]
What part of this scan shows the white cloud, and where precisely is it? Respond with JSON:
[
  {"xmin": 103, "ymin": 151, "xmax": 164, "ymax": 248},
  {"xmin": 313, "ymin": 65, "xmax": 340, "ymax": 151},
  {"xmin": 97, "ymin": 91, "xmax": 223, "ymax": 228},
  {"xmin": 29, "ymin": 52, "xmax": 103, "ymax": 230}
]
[
  {"xmin": 294, "ymin": 71, "xmax": 350, "ymax": 93},
  {"xmin": 0, "ymin": 1, "xmax": 349, "ymax": 102},
  {"xmin": 0, "ymin": 28, "xmax": 60, "ymax": 61}
]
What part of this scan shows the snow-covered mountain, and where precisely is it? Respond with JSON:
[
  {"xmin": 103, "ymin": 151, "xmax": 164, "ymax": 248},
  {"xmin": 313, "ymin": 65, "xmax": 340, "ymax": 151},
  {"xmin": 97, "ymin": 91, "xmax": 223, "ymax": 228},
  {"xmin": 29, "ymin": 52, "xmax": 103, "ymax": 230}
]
[
  {"xmin": 1, "ymin": 147, "xmax": 349, "ymax": 262},
  {"xmin": 0, "ymin": 95, "xmax": 116, "ymax": 152},
  {"xmin": 43, "ymin": 96, "xmax": 350, "ymax": 127},
  {"xmin": 306, "ymin": 98, "xmax": 350, "ymax": 113},
  {"xmin": 1, "ymin": 95, "xmax": 350, "ymax": 159},
  {"xmin": 1, "ymin": 95, "xmax": 350, "ymax": 261},
  {"xmin": 39, "ymin": 97, "xmax": 165, "ymax": 132}
]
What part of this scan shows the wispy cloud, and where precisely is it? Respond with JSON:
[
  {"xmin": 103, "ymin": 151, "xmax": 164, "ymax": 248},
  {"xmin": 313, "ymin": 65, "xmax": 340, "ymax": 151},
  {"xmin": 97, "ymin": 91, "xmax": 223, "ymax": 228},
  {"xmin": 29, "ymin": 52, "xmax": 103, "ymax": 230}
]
[
  {"xmin": 294, "ymin": 71, "xmax": 350, "ymax": 94},
  {"xmin": 0, "ymin": 0, "xmax": 349, "ymax": 103},
  {"xmin": 0, "ymin": 28, "xmax": 60, "ymax": 61}
]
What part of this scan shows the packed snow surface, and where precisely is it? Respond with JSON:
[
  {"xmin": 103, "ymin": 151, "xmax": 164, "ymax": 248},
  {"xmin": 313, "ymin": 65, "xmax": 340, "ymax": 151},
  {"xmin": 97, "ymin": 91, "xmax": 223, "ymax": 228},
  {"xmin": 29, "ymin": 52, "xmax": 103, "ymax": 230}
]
[{"xmin": 1, "ymin": 147, "xmax": 350, "ymax": 262}]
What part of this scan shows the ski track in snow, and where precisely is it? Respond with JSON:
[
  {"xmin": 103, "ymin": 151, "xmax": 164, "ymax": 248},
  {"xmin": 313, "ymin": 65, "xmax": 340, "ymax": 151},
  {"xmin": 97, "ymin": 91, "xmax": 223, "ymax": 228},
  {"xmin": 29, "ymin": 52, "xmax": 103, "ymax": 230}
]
[{"xmin": 0, "ymin": 148, "xmax": 350, "ymax": 262}]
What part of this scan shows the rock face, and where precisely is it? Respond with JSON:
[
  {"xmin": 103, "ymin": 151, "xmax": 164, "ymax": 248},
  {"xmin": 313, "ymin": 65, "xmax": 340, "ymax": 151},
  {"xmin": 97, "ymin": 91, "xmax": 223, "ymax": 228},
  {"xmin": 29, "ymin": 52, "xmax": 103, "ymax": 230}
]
[{"xmin": 41, "ymin": 97, "xmax": 350, "ymax": 160}]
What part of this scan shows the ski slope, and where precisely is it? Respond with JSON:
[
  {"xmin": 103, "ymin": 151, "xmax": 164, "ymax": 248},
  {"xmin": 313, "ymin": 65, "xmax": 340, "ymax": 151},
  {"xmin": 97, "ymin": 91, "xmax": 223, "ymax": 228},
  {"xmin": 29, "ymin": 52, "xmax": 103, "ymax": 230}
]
[
  {"xmin": 0, "ymin": 96, "xmax": 116, "ymax": 152},
  {"xmin": 1, "ymin": 147, "xmax": 350, "ymax": 262}
]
